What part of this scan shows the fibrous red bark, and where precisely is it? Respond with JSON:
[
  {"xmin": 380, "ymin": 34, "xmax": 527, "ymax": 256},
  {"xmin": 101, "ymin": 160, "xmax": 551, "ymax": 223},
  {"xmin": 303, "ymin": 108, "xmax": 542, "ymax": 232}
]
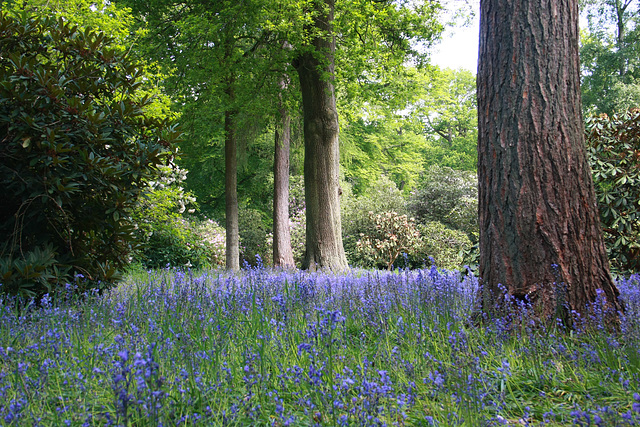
[{"xmin": 477, "ymin": 0, "xmax": 622, "ymax": 322}]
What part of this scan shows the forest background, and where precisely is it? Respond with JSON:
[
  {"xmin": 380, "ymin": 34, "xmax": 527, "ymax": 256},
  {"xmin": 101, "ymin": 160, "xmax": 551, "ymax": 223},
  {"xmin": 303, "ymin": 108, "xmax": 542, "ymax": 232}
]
[{"xmin": 0, "ymin": 0, "xmax": 639, "ymax": 295}]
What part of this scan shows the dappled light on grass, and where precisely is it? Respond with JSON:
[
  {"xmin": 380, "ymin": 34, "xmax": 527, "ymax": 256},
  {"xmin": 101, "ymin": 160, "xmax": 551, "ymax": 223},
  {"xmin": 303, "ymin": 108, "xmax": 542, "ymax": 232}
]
[{"xmin": 1, "ymin": 267, "xmax": 639, "ymax": 425}]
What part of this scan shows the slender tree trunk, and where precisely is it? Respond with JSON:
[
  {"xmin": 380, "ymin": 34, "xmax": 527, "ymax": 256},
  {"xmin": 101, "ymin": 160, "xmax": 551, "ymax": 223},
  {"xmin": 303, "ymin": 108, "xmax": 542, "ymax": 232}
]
[
  {"xmin": 225, "ymin": 84, "xmax": 240, "ymax": 271},
  {"xmin": 273, "ymin": 76, "xmax": 295, "ymax": 268},
  {"xmin": 615, "ymin": 0, "xmax": 628, "ymax": 77},
  {"xmin": 477, "ymin": 0, "xmax": 622, "ymax": 323},
  {"xmin": 294, "ymin": 0, "xmax": 348, "ymax": 271}
]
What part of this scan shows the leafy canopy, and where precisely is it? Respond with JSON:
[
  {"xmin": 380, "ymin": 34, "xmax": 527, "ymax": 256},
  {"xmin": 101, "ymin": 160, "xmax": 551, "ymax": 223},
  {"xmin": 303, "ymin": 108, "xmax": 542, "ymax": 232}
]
[{"xmin": 580, "ymin": 0, "xmax": 640, "ymax": 115}]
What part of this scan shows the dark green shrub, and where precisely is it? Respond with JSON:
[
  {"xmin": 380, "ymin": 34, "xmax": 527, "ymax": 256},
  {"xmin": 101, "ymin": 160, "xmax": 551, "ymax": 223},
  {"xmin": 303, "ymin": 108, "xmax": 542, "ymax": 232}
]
[
  {"xmin": 138, "ymin": 220, "xmax": 199, "ymax": 268},
  {"xmin": 585, "ymin": 110, "xmax": 640, "ymax": 274},
  {"xmin": 239, "ymin": 207, "xmax": 270, "ymax": 267},
  {"xmin": 135, "ymin": 216, "xmax": 225, "ymax": 269},
  {"xmin": 0, "ymin": 12, "xmax": 176, "ymax": 297},
  {"xmin": 410, "ymin": 222, "xmax": 472, "ymax": 271},
  {"xmin": 131, "ymin": 164, "xmax": 220, "ymax": 269},
  {"xmin": 408, "ymin": 165, "xmax": 478, "ymax": 239}
]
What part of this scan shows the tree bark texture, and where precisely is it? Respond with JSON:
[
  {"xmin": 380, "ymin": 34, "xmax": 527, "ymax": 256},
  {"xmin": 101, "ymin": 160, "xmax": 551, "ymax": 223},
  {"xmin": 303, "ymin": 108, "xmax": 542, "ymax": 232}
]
[
  {"xmin": 273, "ymin": 79, "xmax": 295, "ymax": 268},
  {"xmin": 224, "ymin": 86, "xmax": 240, "ymax": 271},
  {"xmin": 294, "ymin": 0, "xmax": 348, "ymax": 271},
  {"xmin": 477, "ymin": 0, "xmax": 622, "ymax": 322}
]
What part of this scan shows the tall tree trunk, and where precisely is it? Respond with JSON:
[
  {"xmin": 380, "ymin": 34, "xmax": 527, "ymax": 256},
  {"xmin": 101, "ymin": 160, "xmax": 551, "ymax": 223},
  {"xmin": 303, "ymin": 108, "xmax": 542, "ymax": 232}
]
[
  {"xmin": 615, "ymin": 0, "xmax": 629, "ymax": 77},
  {"xmin": 273, "ymin": 76, "xmax": 295, "ymax": 268},
  {"xmin": 477, "ymin": 0, "xmax": 622, "ymax": 323},
  {"xmin": 225, "ymin": 85, "xmax": 240, "ymax": 271},
  {"xmin": 294, "ymin": 0, "xmax": 348, "ymax": 271}
]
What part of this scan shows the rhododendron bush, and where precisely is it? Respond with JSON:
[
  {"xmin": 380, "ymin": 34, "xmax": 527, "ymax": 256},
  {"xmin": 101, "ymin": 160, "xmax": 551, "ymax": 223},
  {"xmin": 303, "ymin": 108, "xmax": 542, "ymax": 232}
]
[
  {"xmin": 356, "ymin": 212, "xmax": 421, "ymax": 270},
  {"xmin": 586, "ymin": 109, "xmax": 640, "ymax": 274}
]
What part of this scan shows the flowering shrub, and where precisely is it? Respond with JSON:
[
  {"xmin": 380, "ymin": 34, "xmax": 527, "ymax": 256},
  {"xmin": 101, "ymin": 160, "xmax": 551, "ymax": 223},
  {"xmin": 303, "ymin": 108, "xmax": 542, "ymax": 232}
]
[
  {"xmin": 356, "ymin": 212, "xmax": 421, "ymax": 270},
  {"xmin": 343, "ymin": 176, "xmax": 472, "ymax": 271},
  {"xmin": 342, "ymin": 176, "xmax": 407, "ymax": 267},
  {"xmin": 145, "ymin": 164, "xmax": 196, "ymax": 214},
  {"xmin": 192, "ymin": 218, "xmax": 226, "ymax": 267}
]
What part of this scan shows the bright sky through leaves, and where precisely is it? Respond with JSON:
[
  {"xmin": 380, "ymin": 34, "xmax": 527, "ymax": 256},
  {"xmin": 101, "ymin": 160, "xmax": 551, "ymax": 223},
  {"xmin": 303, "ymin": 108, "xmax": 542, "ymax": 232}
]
[
  {"xmin": 431, "ymin": 6, "xmax": 479, "ymax": 72},
  {"xmin": 430, "ymin": 7, "xmax": 590, "ymax": 74}
]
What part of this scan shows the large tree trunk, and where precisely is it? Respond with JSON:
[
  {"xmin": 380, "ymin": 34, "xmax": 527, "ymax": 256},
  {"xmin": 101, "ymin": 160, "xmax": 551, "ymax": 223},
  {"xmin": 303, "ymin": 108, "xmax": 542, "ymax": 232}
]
[
  {"xmin": 477, "ymin": 0, "xmax": 622, "ymax": 323},
  {"xmin": 224, "ymin": 85, "xmax": 240, "ymax": 271},
  {"xmin": 294, "ymin": 0, "xmax": 348, "ymax": 271},
  {"xmin": 273, "ymin": 78, "xmax": 295, "ymax": 268}
]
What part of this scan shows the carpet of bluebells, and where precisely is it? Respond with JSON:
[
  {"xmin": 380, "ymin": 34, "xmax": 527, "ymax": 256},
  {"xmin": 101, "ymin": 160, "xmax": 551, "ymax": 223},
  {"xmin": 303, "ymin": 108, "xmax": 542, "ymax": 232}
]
[{"xmin": 1, "ymin": 265, "xmax": 640, "ymax": 426}]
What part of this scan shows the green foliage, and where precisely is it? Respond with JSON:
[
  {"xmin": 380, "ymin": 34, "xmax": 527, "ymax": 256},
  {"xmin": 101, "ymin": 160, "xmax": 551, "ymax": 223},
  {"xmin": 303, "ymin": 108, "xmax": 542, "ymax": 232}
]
[
  {"xmin": 339, "ymin": 67, "xmax": 477, "ymax": 195},
  {"xmin": 122, "ymin": 0, "xmax": 445, "ymax": 224},
  {"xmin": 412, "ymin": 221, "xmax": 472, "ymax": 271},
  {"xmin": 119, "ymin": 0, "xmax": 294, "ymax": 223},
  {"xmin": 340, "ymin": 117, "xmax": 426, "ymax": 193},
  {"xmin": 580, "ymin": 0, "xmax": 640, "ymax": 115},
  {"xmin": 335, "ymin": 0, "xmax": 444, "ymax": 74},
  {"xmin": 135, "ymin": 217, "xmax": 225, "ymax": 269},
  {"xmin": 581, "ymin": 33, "xmax": 640, "ymax": 115},
  {"xmin": 335, "ymin": 1, "xmax": 444, "ymax": 116},
  {"xmin": 335, "ymin": 7, "xmax": 446, "ymax": 194},
  {"xmin": 409, "ymin": 67, "xmax": 478, "ymax": 171},
  {"xmin": 239, "ymin": 207, "xmax": 270, "ymax": 267},
  {"xmin": 342, "ymin": 175, "xmax": 407, "ymax": 218},
  {"xmin": 0, "ymin": 0, "xmax": 134, "ymax": 43},
  {"xmin": 0, "ymin": 12, "xmax": 176, "ymax": 297},
  {"xmin": 585, "ymin": 109, "xmax": 640, "ymax": 274},
  {"xmin": 408, "ymin": 166, "xmax": 478, "ymax": 239},
  {"xmin": 356, "ymin": 211, "xmax": 421, "ymax": 270},
  {"xmin": 136, "ymin": 220, "xmax": 196, "ymax": 269},
  {"xmin": 0, "ymin": 244, "xmax": 66, "ymax": 298},
  {"xmin": 131, "ymin": 164, "xmax": 226, "ymax": 269}
]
